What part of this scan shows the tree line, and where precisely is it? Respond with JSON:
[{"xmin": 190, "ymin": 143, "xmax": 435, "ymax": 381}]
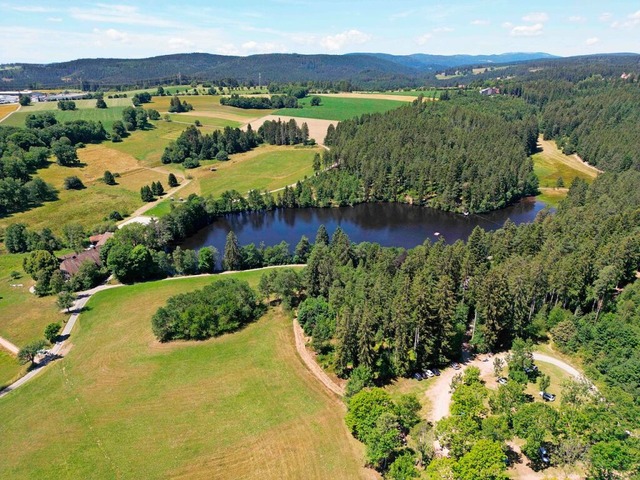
[{"xmin": 220, "ymin": 93, "xmax": 299, "ymax": 109}]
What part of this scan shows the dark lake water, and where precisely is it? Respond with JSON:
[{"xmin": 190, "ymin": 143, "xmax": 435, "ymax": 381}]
[{"xmin": 181, "ymin": 198, "xmax": 547, "ymax": 255}]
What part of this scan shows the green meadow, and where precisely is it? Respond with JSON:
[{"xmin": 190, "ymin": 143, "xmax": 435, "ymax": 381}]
[{"xmin": 275, "ymin": 95, "xmax": 406, "ymax": 121}]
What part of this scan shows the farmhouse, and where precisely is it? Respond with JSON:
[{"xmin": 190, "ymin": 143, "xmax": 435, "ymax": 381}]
[
  {"xmin": 59, "ymin": 249, "xmax": 102, "ymax": 277},
  {"xmin": 480, "ymin": 87, "xmax": 500, "ymax": 96}
]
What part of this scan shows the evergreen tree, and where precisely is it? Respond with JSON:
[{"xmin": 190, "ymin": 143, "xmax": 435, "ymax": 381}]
[
  {"xmin": 315, "ymin": 224, "xmax": 329, "ymax": 246},
  {"xmin": 222, "ymin": 231, "xmax": 242, "ymax": 271},
  {"xmin": 140, "ymin": 185, "xmax": 154, "ymax": 202},
  {"xmin": 168, "ymin": 173, "xmax": 178, "ymax": 187},
  {"xmin": 293, "ymin": 235, "xmax": 312, "ymax": 263},
  {"xmin": 103, "ymin": 170, "xmax": 116, "ymax": 185}
]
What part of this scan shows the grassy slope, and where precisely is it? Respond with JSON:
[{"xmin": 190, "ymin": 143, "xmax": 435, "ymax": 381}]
[
  {"xmin": 0, "ymin": 270, "xmax": 365, "ymax": 480},
  {"xmin": 149, "ymin": 144, "xmax": 321, "ymax": 216},
  {"xmin": 0, "ymin": 253, "xmax": 61, "ymax": 349},
  {"xmin": 0, "ymin": 349, "xmax": 25, "ymax": 391},
  {"xmin": 274, "ymin": 95, "xmax": 405, "ymax": 121},
  {"xmin": 533, "ymin": 137, "xmax": 599, "ymax": 207}
]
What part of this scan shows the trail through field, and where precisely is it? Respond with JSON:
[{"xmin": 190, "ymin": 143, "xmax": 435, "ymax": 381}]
[
  {"xmin": 532, "ymin": 352, "xmax": 583, "ymax": 379},
  {"xmin": 293, "ymin": 319, "xmax": 345, "ymax": 397},
  {"xmin": 118, "ymin": 166, "xmax": 190, "ymax": 221},
  {"xmin": 0, "ymin": 103, "xmax": 20, "ymax": 123},
  {"xmin": 243, "ymin": 115, "xmax": 338, "ymax": 146},
  {"xmin": 0, "ymin": 336, "xmax": 19, "ymax": 356}
]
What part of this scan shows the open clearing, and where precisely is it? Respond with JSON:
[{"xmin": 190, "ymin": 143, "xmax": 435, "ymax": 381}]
[
  {"xmin": 0, "ymin": 270, "xmax": 366, "ymax": 480},
  {"xmin": 0, "ymin": 144, "xmax": 170, "ymax": 233},
  {"xmin": 170, "ymin": 144, "xmax": 322, "ymax": 200},
  {"xmin": 155, "ymin": 95, "xmax": 271, "ymax": 122},
  {"xmin": 0, "ymin": 253, "xmax": 61, "ymax": 351},
  {"xmin": 274, "ymin": 95, "xmax": 406, "ymax": 121},
  {"xmin": 0, "ymin": 103, "xmax": 19, "ymax": 121},
  {"xmin": 533, "ymin": 136, "xmax": 600, "ymax": 207}
]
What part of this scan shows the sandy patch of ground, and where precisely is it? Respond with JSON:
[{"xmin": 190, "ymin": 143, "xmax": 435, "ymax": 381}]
[
  {"xmin": 317, "ymin": 93, "xmax": 417, "ymax": 102},
  {"xmin": 244, "ymin": 115, "xmax": 337, "ymax": 145}
]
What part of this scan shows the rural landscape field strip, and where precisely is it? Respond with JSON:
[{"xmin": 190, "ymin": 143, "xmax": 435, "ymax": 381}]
[{"xmin": 0, "ymin": 270, "xmax": 365, "ymax": 479}]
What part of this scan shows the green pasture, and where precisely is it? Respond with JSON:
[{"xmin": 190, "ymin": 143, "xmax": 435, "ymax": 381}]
[
  {"xmin": 0, "ymin": 268, "xmax": 364, "ymax": 479},
  {"xmin": 275, "ymin": 95, "xmax": 406, "ymax": 121}
]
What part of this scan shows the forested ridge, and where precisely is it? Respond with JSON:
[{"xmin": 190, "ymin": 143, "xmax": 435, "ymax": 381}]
[{"xmin": 322, "ymin": 94, "xmax": 539, "ymax": 213}]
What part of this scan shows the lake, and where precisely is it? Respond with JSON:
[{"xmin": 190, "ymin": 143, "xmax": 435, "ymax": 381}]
[{"xmin": 181, "ymin": 198, "xmax": 548, "ymax": 254}]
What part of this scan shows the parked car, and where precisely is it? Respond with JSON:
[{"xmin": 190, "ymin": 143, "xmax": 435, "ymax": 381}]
[
  {"xmin": 497, "ymin": 377, "xmax": 508, "ymax": 385},
  {"xmin": 451, "ymin": 362, "xmax": 461, "ymax": 370},
  {"xmin": 540, "ymin": 391, "xmax": 556, "ymax": 402},
  {"xmin": 423, "ymin": 369, "xmax": 435, "ymax": 378},
  {"xmin": 413, "ymin": 373, "xmax": 423, "ymax": 381},
  {"xmin": 538, "ymin": 446, "xmax": 550, "ymax": 464},
  {"xmin": 432, "ymin": 368, "xmax": 441, "ymax": 376}
]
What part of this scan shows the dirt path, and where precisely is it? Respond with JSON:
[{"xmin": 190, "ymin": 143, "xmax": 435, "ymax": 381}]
[
  {"xmin": 532, "ymin": 352, "xmax": 583, "ymax": 379},
  {"xmin": 293, "ymin": 319, "xmax": 345, "ymax": 397},
  {"xmin": 0, "ymin": 103, "xmax": 20, "ymax": 123},
  {"xmin": 317, "ymin": 93, "xmax": 417, "ymax": 102},
  {"xmin": 0, "ymin": 336, "xmax": 19, "ymax": 356},
  {"xmin": 538, "ymin": 137, "xmax": 602, "ymax": 176},
  {"xmin": 117, "ymin": 167, "xmax": 191, "ymax": 224}
]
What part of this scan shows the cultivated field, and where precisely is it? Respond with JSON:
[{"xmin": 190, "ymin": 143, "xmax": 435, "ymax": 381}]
[
  {"xmin": 0, "ymin": 270, "xmax": 366, "ymax": 480},
  {"xmin": 155, "ymin": 95, "xmax": 272, "ymax": 123},
  {"xmin": 0, "ymin": 103, "xmax": 19, "ymax": 121},
  {"xmin": 274, "ymin": 95, "xmax": 406, "ymax": 121},
  {"xmin": 1, "ymin": 98, "xmax": 133, "ymax": 130},
  {"xmin": 533, "ymin": 136, "xmax": 600, "ymax": 207}
]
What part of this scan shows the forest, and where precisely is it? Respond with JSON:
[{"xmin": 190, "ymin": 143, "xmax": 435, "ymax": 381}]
[{"xmin": 321, "ymin": 94, "xmax": 539, "ymax": 213}]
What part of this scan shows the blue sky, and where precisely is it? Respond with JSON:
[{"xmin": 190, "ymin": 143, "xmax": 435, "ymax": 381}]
[{"xmin": 1, "ymin": 1, "xmax": 639, "ymax": 63}]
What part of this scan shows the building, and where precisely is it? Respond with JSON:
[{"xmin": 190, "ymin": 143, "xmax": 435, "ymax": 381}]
[
  {"xmin": 479, "ymin": 87, "xmax": 500, "ymax": 96},
  {"xmin": 59, "ymin": 249, "xmax": 102, "ymax": 277}
]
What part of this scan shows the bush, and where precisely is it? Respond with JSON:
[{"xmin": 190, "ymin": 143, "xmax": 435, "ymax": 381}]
[
  {"xmin": 44, "ymin": 323, "xmax": 62, "ymax": 343},
  {"xmin": 103, "ymin": 170, "xmax": 116, "ymax": 185},
  {"xmin": 183, "ymin": 157, "xmax": 200, "ymax": 169},
  {"xmin": 215, "ymin": 150, "xmax": 229, "ymax": 161},
  {"xmin": 151, "ymin": 278, "xmax": 261, "ymax": 342},
  {"xmin": 64, "ymin": 176, "xmax": 84, "ymax": 190}
]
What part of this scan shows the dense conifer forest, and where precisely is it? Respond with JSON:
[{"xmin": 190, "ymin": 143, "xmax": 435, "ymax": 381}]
[{"xmin": 321, "ymin": 94, "xmax": 539, "ymax": 213}]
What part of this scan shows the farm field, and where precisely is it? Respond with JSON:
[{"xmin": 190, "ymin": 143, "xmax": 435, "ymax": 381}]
[
  {"xmin": 0, "ymin": 253, "xmax": 61, "ymax": 351},
  {"xmin": 533, "ymin": 136, "xmax": 600, "ymax": 207},
  {"xmin": 0, "ymin": 103, "xmax": 19, "ymax": 121},
  {"xmin": 1, "ymin": 97, "xmax": 133, "ymax": 130},
  {"xmin": 383, "ymin": 89, "xmax": 440, "ymax": 98},
  {"xmin": 0, "ymin": 269, "xmax": 366, "ymax": 480},
  {"xmin": 154, "ymin": 95, "xmax": 271, "ymax": 122},
  {"xmin": 274, "ymin": 95, "xmax": 406, "ymax": 121},
  {"xmin": 0, "ymin": 144, "xmax": 169, "ymax": 233},
  {"xmin": 173, "ymin": 144, "xmax": 321, "ymax": 199}
]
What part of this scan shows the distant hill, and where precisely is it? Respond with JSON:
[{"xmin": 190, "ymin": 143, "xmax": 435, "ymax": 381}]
[
  {"xmin": 0, "ymin": 51, "xmax": 559, "ymax": 89},
  {"xmin": 358, "ymin": 52, "xmax": 559, "ymax": 71}
]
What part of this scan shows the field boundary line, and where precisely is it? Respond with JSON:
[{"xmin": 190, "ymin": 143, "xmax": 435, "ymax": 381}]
[
  {"xmin": 0, "ymin": 103, "xmax": 21, "ymax": 123},
  {"xmin": 0, "ymin": 336, "xmax": 20, "ymax": 356}
]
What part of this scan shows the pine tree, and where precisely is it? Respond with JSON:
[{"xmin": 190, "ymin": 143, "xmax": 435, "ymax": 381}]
[
  {"xmin": 140, "ymin": 185, "xmax": 154, "ymax": 202},
  {"xmin": 313, "ymin": 153, "xmax": 321, "ymax": 173},
  {"xmin": 168, "ymin": 173, "xmax": 178, "ymax": 187},
  {"xmin": 315, "ymin": 225, "xmax": 329, "ymax": 246},
  {"xmin": 103, "ymin": 170, "xmax": 116, "ymax": 185},
  {"xmin": 222, "ymin": 231, "xmax": 242, "ymax": 271}
]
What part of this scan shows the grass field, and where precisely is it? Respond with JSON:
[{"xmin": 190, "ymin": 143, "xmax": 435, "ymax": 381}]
[
  {"xmin": 1, "ymin": 98, "xmax": 132, "ymax": 130},
  {"xmin": 275, "ymin": 95, "xmax": 406, "ymax": 121},
  {"xmin": 524, "ymin": 361, "xmax": 573, "ymax": 406},
  {"xmin": 533, "ymin": 136, "xmax": 600, "ymax": 207},
  {"xmin": 0, "ymin": 253, "xmax": 62, "ymax": 349},
  {"xmin": 0, "ymin": 269, "xmax": 366, "ymax": 479},
  {"xmin": 0, "ymin": 143, "xmax": 171, "ymax": 232},
  {"xmin": 380, "ymin": 90, "xmax": 440, "ymax": 98},
  {"xmin": 154, "ymin": 95, "xmax": 270, "ymax": 122},
  {"xmin": 178, "ymin": 144, "xmax": 321, "ymax": 199},
  {"xmin": 0, "ymin": 349, "xmax": 24, "ymax": 391},
  {"xmin": 0, "ymin": 103, "xmax": 19, "ymax": 120}
]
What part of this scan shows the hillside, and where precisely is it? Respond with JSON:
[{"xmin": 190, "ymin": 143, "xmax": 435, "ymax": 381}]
[{"xmin": 0, "ymin": 51, "xmax": 556, "ymax": 89}]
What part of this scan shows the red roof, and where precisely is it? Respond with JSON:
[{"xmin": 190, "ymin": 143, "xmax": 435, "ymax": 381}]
[{"xmin": 59, "ymin": 249, "xmax": 102, "ymax": 276}]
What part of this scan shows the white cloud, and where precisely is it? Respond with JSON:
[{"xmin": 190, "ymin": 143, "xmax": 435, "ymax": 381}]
[
  {"xmin": 70, "ymin": 4, "xmax": 178, "ymax": 28},
  {"xmin": 523, "ymin": 12, "xmax": 549, "ymax": 23},
  {"xmin": 416, "ymin": 33, "xmax": 432, "ymax": 45},
  {"xmin": 471, "ymin": 19, "xmax": 489, "ymax": 26},
  {"xmin": 510, "ymin": 23, "xmax": 544, "ymax": 37},
  {"xmin": 599, "ymin": 12, "xmax": 613, "ymax": 22},
  {"xmin": 47, "ymin": 17, "xmax": 63, "ymax": 22},
  {"xmin": 501, "ymin": 22, "xmax": 513, "ymax": 29},
  {"xmin": 104, "ymin": 28, "xmax": 130, "ymax": 43},
  {"xmin": 241, "ymin": 40, "xmax": 287, "ymax": 54},
  {"xmin": 433, "ymin": 27, "xmax": 454, "ymax": 33},
  {"xmin": 586, "ymin": 37, "xmax": 599, "ymax": 46},
  {"xmin": 569, "ymin": 15, "xmax": 586, "ymax": 23},
  {"xmin": 168, "ymin": 37, "xmax": 195, "ymax": 51},
  {"xmin": 611, "ymin": 10, "xmax": 640, "ymax": 29},
  {"xmin": 7, "ymin": 5, "xmax": 56, "ymax": 13},
  {"xmin": 320, "ymin": 29, "xmax": 371, "ymax": 51},
  {"xmin": 390, "ymin": 10, "xmax": 413, "ymax": 20}
]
